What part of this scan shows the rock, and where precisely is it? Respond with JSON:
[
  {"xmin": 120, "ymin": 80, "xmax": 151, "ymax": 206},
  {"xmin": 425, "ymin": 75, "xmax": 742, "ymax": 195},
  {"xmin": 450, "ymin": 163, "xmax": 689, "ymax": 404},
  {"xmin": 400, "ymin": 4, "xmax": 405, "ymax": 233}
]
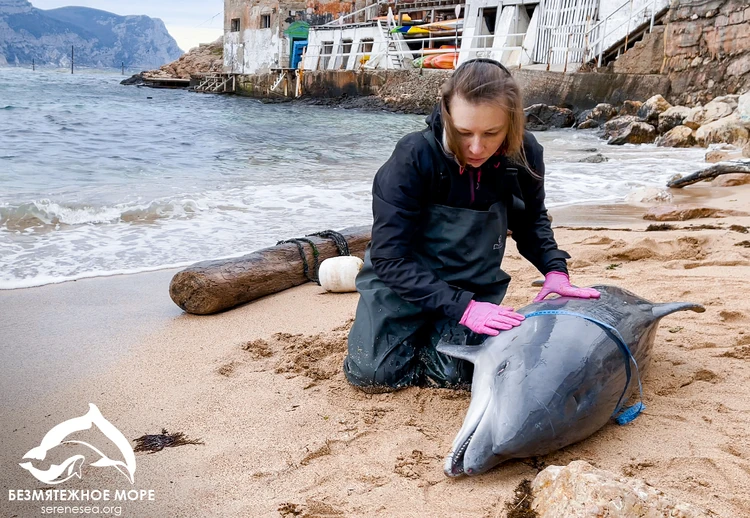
[
  {"xmin": 608, "ymin": 122, "xmax": 657, "ymax": 145},
  {"xmin": 738, "ymin": 92, "xmax": 750, "ymax": 129},
  {"xmin": 643, "ymin": 205, "xmax": 748, "ymax": 221},
  {"xmin": 684, "ymin": 98, "xmax": 737, "ymax": 129},
  {"xmin": 143, "ymin": 37, "xmax": 223, "ymax": 79},
  {"xmin": 531, "ymin": 461, "xmax": 710, "ymax": 518},
  {"xmin": 657, "ymin": 106, "xmax": 691, "ymax": 134},
  {"xmin": 524, "ymin": 104, "xmax": 575, "ymax": 129},
  {"xmin": 576, "ymin": 103, "xmax": 618, "ymax": 129},
  {"xmin": 695, "ymin": 114, "xmax": 750, "ymax": 147},
  {"xmin": 120, "ymin": 72, "xmax": 145, "ymax": 86},
  {"xmin": 700, "ymin": 99, "xmax": 735, "ymax": 124},
  {"xmin": 705, "ymin": 146, "xmax": 744, "ymax": 163},
  {"xmin": 577, "ymin": 119, "xmax": 600, "ymax": 130},
  {"xmin": 683, "ymin": 106, "xmax": 704, "ymax": 130},
  {"xmin": 711, "ymin": 173, "xmax": 750, "ymax": 187},
  {"xmin": 601, "ymin": 115, "xmax": 643, "ymax": 139},
  {"xmin": 727, "ymin": 54, "xmax": 750, "ymax": 78},
  {"xmin": 625, "ymin": 187, "xmax": 673, "ymax": 204},
  {"xmin": 712, "ymin": 94, "xmax": 739, "ymax": 110},
  {"xmin": 578, "ymin": 153, "xmax": 608, "ymax": 163},
  {"xmin": 618, "ymin": 100, "xmax": 643, "ymax": 116},
  {"xmin": 744, "ymin": 142, "xmax": 750, "ymax": 158},
  {"xmin": 636, "ymin": 94, "xmax": 672, "ymax": 124},
  {"xmin": 656, "ymin": 125, "xmax": 697, "ymax": 148}
]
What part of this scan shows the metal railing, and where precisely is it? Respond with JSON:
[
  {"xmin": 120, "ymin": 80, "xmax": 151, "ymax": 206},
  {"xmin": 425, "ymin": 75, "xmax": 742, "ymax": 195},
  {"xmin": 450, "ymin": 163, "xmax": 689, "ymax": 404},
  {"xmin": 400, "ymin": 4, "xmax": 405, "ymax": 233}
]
[
  {"xmin": 582, "ymin": 0, "xmax": 660, "ymax": 67},
  {"xmin": 304, "ymin": 32, "xmax": 527, "ymax": 71},
  {"xmin": 318, "ymin": 0, "xmax": 388, "ymax": 27}
]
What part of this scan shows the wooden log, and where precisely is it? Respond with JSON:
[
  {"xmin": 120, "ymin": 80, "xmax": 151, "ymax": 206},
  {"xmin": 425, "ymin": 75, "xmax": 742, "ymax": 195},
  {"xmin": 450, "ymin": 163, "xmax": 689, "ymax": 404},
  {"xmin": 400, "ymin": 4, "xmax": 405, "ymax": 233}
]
[
  {"xmin": 667, "ymin": 160, "xmax": 750, "ymax": 188},
  {"xmin": 170, "ymin": 226, "xmax": 371, "ymax": 315}
]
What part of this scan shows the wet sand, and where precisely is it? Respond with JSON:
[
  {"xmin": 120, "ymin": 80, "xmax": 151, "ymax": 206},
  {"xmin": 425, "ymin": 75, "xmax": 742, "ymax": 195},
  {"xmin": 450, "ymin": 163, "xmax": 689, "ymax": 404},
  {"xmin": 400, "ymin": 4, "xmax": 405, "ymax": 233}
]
[{"xmin": 1, "ymin": 184, "xmax": 749, "ymax": 517}]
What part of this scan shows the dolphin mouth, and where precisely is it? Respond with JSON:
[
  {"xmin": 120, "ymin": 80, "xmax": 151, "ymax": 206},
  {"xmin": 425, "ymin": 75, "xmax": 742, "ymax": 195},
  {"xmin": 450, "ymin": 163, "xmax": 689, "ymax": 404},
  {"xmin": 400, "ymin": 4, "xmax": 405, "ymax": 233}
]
[{"xmin": 446, "ymin": 431, "xmax": 475, "ymax": 477}]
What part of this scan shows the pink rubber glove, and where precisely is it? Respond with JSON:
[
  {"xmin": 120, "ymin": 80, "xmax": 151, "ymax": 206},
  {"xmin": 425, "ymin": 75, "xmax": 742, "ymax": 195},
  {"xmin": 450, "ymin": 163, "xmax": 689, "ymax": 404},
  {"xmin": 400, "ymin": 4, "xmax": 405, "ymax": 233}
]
[
  {"xmin": 533, "ymin": 271, "xmax": 601, "ymax": 303},
  {"xmin": 459, "ymin": 300, "xmax": 525, "ymax": 336}
]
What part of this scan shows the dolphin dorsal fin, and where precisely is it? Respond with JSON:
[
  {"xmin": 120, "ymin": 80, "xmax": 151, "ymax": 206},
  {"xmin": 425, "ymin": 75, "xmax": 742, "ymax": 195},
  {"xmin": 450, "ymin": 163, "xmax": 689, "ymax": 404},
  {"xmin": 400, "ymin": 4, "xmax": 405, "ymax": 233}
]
[
  {"xmin": 436, "ymin": 341, "xmax": 481, "ymax": 363},
  {"xmin": 652, "ymin": 302, "xmax": 705, "ymax": 320}
]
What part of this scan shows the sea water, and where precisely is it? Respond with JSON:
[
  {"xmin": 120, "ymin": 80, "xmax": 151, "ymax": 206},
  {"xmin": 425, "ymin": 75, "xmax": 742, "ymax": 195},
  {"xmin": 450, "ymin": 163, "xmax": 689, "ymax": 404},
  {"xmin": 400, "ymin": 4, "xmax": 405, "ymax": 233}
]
[{"xmin": 0, "ymin": 67, "xmax": 706, "ymax": 289}]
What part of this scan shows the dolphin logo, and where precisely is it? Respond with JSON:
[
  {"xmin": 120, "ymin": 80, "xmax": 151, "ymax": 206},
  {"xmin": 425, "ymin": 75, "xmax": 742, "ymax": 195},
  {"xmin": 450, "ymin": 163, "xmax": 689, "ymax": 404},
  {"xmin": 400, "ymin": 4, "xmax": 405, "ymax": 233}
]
[{"xmin": 19, "ymin": 403, "xmax": 136, "ymax": 485}]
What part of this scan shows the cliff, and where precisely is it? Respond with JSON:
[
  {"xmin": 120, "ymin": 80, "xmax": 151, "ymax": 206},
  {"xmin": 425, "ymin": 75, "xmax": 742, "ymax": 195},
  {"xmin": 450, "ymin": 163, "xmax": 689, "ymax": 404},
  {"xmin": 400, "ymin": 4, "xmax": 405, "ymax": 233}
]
[{"xmin": 0, "ymin": 0, "xmax": 182, "ymax": 69}]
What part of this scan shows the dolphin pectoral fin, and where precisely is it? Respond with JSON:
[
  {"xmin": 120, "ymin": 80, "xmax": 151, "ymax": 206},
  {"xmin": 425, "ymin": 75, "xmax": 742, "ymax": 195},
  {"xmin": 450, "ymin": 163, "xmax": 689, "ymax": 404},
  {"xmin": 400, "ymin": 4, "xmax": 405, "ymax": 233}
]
[
  {"xmin": 436, "ymin": 341, "xmax": 481, "ymax": 363},
  {"xmin": 651, "ymin": 302, "xmax": 705, "ymax": 319}
]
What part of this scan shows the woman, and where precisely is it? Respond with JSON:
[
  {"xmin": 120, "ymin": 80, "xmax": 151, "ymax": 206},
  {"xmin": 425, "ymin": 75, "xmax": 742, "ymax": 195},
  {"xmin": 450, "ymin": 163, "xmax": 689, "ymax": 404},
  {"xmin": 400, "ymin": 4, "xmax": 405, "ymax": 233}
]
[{"xmin": 344, "ymin": 58, "xmax": 599, "ymax": 391}]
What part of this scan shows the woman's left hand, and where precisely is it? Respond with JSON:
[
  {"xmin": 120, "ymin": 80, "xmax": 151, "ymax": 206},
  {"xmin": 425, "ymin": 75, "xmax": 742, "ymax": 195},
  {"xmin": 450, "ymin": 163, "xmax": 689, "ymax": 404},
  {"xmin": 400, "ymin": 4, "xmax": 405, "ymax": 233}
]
[{"xmin": 533, "ymin": 271, "xmax": 600, "ymax": 303}]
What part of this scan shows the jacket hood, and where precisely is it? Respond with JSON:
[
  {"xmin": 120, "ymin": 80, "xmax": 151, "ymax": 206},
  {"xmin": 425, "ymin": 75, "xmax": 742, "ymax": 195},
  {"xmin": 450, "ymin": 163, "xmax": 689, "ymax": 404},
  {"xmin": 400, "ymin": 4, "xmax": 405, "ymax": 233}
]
[{"xmin": 426, "ymin": 104, "xmax": 444, "ymax": 136}]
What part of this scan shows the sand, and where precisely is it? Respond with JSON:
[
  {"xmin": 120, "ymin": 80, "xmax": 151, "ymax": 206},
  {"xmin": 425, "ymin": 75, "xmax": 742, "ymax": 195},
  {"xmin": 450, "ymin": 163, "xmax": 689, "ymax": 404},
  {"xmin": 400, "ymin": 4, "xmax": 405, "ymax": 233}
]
[{"xmin": 2, "ymin": 184, "xmax": 750, "ymax": 518}]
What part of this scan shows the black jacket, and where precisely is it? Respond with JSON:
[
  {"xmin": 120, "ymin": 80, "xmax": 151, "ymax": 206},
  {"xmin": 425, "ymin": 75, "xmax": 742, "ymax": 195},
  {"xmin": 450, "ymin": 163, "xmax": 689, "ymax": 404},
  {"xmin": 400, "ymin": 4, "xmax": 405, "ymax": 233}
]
[{"xmin": 369, "ymin": 106, "xmax": 570, "ymax": 321}]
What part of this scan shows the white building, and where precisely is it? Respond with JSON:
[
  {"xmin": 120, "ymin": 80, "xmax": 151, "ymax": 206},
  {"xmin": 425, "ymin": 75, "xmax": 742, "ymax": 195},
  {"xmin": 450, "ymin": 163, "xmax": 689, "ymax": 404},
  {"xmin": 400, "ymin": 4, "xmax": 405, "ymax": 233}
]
[{"xmin": 224, "ymin": 0, "xmax": 671, "ymax": 73}]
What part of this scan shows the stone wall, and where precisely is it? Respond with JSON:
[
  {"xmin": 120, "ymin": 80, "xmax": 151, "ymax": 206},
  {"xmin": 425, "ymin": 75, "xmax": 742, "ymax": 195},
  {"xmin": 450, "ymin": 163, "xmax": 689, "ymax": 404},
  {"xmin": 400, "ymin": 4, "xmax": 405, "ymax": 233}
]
[
  {"xmin": 612, "ymin": 26, "xmax": 666, "ymax": 76},
  {"xmin": 514, "ymin": 68, "xmax": 671, "ymax": 110},
  {"xmin": 233, "ymin": 68, "xmax": 674, "ymax": 113},
  {"xmin": 663, "ymin": 0, "xmax": 750, "ymax": 105}
]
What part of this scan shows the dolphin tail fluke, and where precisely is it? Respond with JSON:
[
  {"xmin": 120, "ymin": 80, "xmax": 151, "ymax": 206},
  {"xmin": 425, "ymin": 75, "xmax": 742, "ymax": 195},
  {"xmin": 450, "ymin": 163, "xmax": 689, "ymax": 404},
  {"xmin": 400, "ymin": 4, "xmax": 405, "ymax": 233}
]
[
  {"xmin": 652, "ymin": 302, "xmax": 705, "ymax": 320},
  {"xmin": 436, "ymin": 340, "xmax": 481, "ymax": 363}
]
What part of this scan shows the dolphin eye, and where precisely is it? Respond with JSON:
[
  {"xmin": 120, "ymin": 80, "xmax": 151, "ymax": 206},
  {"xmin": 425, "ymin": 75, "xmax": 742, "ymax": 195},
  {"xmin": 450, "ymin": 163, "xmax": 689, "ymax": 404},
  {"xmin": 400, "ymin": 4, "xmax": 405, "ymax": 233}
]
[{"xmin": 497, "ymin": 361, "xmax": 509, "ymax": 375}]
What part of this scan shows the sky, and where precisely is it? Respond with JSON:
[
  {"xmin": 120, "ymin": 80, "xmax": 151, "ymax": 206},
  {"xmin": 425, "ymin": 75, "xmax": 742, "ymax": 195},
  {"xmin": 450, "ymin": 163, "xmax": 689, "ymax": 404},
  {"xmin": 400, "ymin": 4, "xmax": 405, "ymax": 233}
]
[{"xmin": 31, "ymin": 0, "xmax": 224, "ymax": 52}]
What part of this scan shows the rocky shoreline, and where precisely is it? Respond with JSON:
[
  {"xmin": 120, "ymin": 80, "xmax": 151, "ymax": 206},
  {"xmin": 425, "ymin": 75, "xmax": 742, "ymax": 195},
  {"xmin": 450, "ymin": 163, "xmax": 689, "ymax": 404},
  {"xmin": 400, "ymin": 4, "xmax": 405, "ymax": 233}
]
[
  {"xmin": 524, "ymin": 93, "xmax": 750, "ymax": 155},
  {"xmin": 120, "ymin": 37, "xmax": 223, "ymax": 86}
]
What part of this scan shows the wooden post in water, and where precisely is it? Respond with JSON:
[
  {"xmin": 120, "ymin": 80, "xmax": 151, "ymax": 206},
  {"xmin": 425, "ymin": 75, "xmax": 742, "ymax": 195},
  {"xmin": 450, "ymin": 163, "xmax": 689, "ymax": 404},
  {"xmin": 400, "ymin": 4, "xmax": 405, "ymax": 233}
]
[
  {"xmin": 121, "ymin": 62, "xmax": 125, "ymax": 75},
  {"xmin": 71, "ymin": 46, "xmax": 74, "ymax": 74},
  {"xmin": 32, "ymin": 59, "xmax": 35, "ymax": 71}
]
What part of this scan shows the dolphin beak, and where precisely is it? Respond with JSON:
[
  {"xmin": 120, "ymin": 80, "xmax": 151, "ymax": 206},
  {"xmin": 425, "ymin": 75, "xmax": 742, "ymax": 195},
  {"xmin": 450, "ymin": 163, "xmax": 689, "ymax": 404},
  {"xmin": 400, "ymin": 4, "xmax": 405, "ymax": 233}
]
[
  {"xmin": 444, "ymin": 390, "xmax": 491, "ymax": 477},
  {"xmin": 444, "ymin": 431, "xmax": 475, "ymax": 477}
]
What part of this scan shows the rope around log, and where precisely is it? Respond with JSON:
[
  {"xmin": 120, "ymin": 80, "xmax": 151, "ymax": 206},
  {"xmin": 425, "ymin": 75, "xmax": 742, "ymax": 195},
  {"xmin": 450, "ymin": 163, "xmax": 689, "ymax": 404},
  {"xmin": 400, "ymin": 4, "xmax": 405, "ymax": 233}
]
[{"xmin": 276, "ymin": 230, "xmax": 351, "ymax": 284}]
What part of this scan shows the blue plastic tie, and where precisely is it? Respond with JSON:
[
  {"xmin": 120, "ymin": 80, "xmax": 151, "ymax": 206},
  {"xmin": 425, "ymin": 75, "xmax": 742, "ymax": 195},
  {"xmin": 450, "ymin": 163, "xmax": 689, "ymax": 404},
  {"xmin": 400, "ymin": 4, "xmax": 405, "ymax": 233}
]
[{"xmin": 524, "ymin": 309, "xmax": 646, "ymax": 425}]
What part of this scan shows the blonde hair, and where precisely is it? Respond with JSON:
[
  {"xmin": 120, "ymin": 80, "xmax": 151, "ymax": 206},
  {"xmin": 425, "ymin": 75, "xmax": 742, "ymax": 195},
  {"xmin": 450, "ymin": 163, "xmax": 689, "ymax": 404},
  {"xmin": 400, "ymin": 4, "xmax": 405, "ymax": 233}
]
[{"xmin": 440, "ymin": 59, "xmax": 533, "ymax": 174}]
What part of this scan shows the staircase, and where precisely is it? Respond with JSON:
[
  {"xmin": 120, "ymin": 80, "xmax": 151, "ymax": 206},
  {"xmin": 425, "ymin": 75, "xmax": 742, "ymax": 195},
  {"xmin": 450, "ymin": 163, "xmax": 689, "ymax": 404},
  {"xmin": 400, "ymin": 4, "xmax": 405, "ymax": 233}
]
[
  {"xmin": 194, "ymin": 74, "xmax": 236, "ymax": 94},
  {"xmin": 583, "ymin": 0, "xmax": 670, "ymax": 68},
  {"xmin": 377, "ymin": 20, "xmax": 406, "ymax": 69}
]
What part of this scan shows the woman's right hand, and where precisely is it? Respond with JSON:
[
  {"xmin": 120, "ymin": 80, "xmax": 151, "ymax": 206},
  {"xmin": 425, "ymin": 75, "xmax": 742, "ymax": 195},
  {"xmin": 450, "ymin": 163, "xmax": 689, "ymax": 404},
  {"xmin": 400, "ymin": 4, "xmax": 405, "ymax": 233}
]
[{"xmin": 459, "ymin": 300, "xmax": 525, "ymax": 336}]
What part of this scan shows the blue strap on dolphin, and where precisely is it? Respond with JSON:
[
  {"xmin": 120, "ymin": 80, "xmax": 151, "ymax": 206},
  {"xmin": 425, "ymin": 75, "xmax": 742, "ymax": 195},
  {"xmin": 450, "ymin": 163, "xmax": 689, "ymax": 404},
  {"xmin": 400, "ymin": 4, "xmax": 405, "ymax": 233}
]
[
  {"xmin": 524, "ymin": 309, "xmax": 645, "ymax": 425},
  {"xmin": 437, "ymin": 285, "xmax": 704, "ymax": 477}
]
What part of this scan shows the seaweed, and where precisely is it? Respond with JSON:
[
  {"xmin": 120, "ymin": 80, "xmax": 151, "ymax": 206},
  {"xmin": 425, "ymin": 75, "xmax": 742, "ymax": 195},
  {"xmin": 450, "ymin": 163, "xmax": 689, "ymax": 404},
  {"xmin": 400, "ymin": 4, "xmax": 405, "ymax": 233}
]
[
  {"xmin": 133, "ymin": 429, "xmax": 204, "ymax": 453},
  {"xmin": 504, "ymin": 479, "xmax": 538, "ymax": 518},
  {"xmin": 686, "ymin": 224, "xmax": 723, "ymax": 230},
  {"xmin": 645, "ymin": 223, "xmax": 675, "ymax": 231}
]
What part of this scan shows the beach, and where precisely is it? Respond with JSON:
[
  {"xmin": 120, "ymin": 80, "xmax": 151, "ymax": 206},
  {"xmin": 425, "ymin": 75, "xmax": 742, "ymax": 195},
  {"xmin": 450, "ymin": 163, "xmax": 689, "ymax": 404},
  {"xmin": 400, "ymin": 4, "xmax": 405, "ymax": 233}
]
[{"xmin": 2, "ymin": 182, "xmax": 749, "ymax": 517}]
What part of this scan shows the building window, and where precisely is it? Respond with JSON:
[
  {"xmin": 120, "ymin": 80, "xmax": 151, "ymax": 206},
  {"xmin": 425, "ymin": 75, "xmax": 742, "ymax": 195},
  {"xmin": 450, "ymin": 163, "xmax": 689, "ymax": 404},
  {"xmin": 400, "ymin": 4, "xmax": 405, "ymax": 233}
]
[
  {"xmin": 261, "ymin": 14, "xmax": 271, "ymax": 29},
  {"xmin": 231, "ymin": 18, "xmax": 240, "ymax": 32},
  {"xmin": 478, "ymin": 8, "xmax": 497, "ymax": 48},
  {"xmin": 360, "ymin": 39, "xmax": 374, "ymax": 53},
  {"xmin": 321, "ymin": 42, "xmax": 333, "ymax": 69},
  {"xmin": 340, "ymin": 39, "xmax": 353, "ymax": 69}
]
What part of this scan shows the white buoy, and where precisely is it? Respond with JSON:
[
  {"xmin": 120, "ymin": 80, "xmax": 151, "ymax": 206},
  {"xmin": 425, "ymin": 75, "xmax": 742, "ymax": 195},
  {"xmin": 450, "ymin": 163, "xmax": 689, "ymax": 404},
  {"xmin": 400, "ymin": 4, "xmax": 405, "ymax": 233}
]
[{"xmin": 318, "ymin": 256, "xmax": 364, "ymax": 293}]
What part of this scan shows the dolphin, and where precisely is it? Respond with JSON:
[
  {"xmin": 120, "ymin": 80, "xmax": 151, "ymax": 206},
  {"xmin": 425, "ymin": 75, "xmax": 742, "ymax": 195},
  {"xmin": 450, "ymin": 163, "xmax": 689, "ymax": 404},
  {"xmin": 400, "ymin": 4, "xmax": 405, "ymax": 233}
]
[
  {"xmin": 19, "ymin": 403, "xmax": 136, "ymax": 484},
  {"xmin": 437, "ymin": 285, "xmax": 704, "ymax": 477}
]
